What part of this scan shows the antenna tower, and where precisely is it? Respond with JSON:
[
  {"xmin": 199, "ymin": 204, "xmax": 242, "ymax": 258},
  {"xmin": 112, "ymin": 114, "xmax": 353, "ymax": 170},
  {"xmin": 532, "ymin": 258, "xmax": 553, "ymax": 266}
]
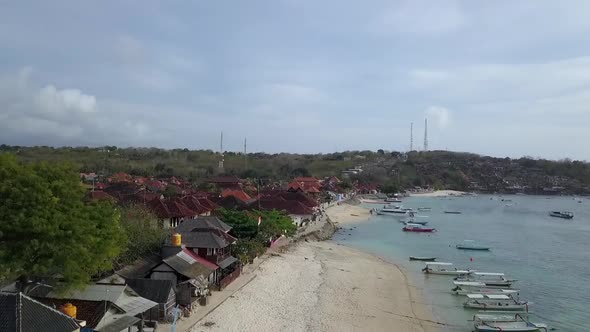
[
  {"xmin": 424, "ymin": 118, "xmax": 429, "ymax": 151},
  {"xmin": 218, "ymin": 131, "xmax": 224, "ymax": 170}
]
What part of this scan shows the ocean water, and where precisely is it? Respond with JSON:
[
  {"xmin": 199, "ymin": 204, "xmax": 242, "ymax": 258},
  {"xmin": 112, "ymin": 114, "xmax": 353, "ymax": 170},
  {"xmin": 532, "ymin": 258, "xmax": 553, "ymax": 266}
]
[{"xmin": 332, "ymin": 195, "xmax": 590, "ymax": 331}]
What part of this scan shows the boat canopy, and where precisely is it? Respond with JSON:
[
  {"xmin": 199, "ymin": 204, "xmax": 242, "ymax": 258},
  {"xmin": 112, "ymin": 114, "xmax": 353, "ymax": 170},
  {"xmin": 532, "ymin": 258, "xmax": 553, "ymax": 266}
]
[
  {"xmin": 425, "ymin": 262, "xmax": 453, "ymax": 266},
  {"xmin": 467, "ymin": 294, "xmax": 485, "ymax": 299},
  {"xmin": 467, "ymin": 294, "xmax": 511, "ymax": 300},
  {"xmin": 473, "ymin": 272, "xmax": 505, "ymax": 276}
]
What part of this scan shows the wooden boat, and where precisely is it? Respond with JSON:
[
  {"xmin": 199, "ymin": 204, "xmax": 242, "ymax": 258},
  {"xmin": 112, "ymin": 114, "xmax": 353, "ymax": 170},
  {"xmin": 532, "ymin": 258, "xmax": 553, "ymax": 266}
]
[
  {"xmin": 384, "ymin": 197, "xmax": 402, "ymax": 203},
  {"xmin": 464, "ymin": 294, "xmax": 528, "ymax": 311},
  {"xmin": 401, "ymin": 218, "xmax": 428, "ymax": 225},
  {"xmin": 444, "ymin": 211, "xmax": 462, "ymax": 214},
  {"xmin": 455, "ymin": 272, "xmax": 516, "ymax": 287},
  {"xmin": 452, "ymin": 283, "xmax": 519, "ymax": 296},
  {"xmin": 377, "ymin": 207, "xmax": 408, "ymax": 216},
  {"xmin": 549, "ymin": 211, "xmax": 574, "ymax": 219},
  {"xmin": 403, "ymin": 224, "xmax": 436, "ymax": 232},
  {"xmin": 409, "ymin": 256, "xmax": 436, "ymax": 261},
  {"xmin": 473, "ymin": 312, "xmax": 548, "ymax": 331},
  {"xmin": 422, "ymin": 262, "xmax": 473, "ymax": 275},
  {"xmin": 456, "ymin": 240, "xmax": 490, "ymax": 251}
]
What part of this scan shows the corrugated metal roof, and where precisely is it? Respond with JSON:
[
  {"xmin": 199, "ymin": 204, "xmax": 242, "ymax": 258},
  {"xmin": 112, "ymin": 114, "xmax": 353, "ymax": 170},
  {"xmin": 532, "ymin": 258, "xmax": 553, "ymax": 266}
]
[
  {"xmin": 163, "ymin": 249, "xmax": 216, "ymax": 279},
  {"xmin": 1, "ymin": 292, "xmax": 80, "ymax": 332}
]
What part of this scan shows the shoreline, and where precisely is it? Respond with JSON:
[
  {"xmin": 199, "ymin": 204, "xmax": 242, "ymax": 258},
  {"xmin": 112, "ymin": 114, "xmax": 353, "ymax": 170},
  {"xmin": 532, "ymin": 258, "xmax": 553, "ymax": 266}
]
[
  {"xmin": 189, "ymin": 203, "xmax": 441, "ymax": 332},
  {"xmin": 409, "ymin": 190, "xmax": 467, "ymax": 197}
]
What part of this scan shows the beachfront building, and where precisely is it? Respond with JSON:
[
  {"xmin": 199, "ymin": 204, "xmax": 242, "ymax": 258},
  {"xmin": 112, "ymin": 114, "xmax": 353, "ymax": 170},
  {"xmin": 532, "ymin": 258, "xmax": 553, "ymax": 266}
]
[{"xmin": 174, "ymin": 217, "xmax": 242, "ymax": 289}]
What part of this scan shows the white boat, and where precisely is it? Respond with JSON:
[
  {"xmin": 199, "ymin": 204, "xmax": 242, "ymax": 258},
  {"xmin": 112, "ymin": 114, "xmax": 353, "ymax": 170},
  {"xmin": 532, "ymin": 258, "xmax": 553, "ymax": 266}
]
[
  {"xmin": 464, "ymin": 294, "xmax": 528, "ymax": 311},
  {"xmin": 452, "ymin": 283, "xmax": 519, "ymax": 297},
  {"xmin": 417, "ymin": 207, "xmax": 432, "ymax": 211},
  {"xmin": 385, "ymin": 197, "xmax": 403, "ymax": 203},
  {"xmin": 422, "ymin": 262, "xmax": 474, "ymax": 276},
  {"xmin": 456, "ymin": 240, "xmax": 491, "ymax": 251},
  {"xmin": 453, "ymin": 281, "xmax": 507, "ymax": 290},
  {"xmin": 455, "ymin": 272, "xmax": 516, "ymax": 287},
  {"xmin": 377, "ymin": 207, "xmax": 408, "ymax": 216},
  {"xmin": 400, "ymin": 217, "xmax": 428, "ymax": 225},
  {"xmin": 473, "ymin": 312, "xmax": 548, "ymax": 331}
]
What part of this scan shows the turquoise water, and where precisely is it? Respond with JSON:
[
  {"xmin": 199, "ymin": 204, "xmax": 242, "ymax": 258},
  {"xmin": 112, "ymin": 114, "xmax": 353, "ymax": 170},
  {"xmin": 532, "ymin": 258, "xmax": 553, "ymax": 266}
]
[{"xmin": 333, "ymin": 195, "xmax": 590, "ymax": 331}]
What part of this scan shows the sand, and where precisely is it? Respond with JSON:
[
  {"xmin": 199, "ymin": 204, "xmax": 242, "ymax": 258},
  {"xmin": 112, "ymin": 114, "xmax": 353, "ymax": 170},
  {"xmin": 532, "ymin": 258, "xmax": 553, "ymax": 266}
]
[
  {"xmin": 190, "ymin": 241, "xmax": 441, "ymax": 332},
  {"xmin": 409, "ymin": 190, "xmax": 467, "ymax": 197},
  {"xmin": 324, "ymin": 203, "xmax": 371, "ymax": 225}
]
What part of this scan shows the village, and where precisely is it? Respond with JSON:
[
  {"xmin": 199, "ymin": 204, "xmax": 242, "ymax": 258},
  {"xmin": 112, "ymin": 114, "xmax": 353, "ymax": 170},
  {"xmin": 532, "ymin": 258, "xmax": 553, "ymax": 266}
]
[{"xmin": 1, "ymin": 170, "xmax": 377, "ymax": 332}]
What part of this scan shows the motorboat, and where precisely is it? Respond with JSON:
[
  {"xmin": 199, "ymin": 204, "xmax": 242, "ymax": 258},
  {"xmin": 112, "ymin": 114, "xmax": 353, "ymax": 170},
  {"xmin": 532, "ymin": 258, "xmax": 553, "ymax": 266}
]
[
  {"xmin": 464, "ymin": 294, "xmax": 528, "ymax": 311},
  {"xmin": 384, "ymin": 197, "xmax": 402, "ymax": 203},
  {"xmin": 455, "ymin": 272, "xmax": 516, "ymax": 287},
  {"xmin": 403, "ymin": 223, "xmax": 436, "ymax": 232},
  {"xmin": 417, "ymin": 207, "xmax": 432, "ymax": 211},
  {"xmin": 409, "ymin": 256, "xmax": 436, "ymax": 261},
  {"xmin": 452, "ymin": 281, "xmax": 507, "ymax": 290},
  {"xmin": 444, "ymin": 211, "xmax": 462, "ymax": 214},
  {"xmin": 377, "ymin": 207, "xmax": 408, "ymax": 216},
  {"xmin": 473, "ymin": 312, "xmax": 547, "ymax": 331},
  {"xmin": 422, "ymin": 262, "xmax": 473, "ymax": 275},
  {"xmin": 453, "ymin": 283, "xmax": 519, "ymax": 297},
  {"xmin": 549, "ymin": 211, "xmax": 574, "ymax": 219},
  {"xmin": 456, "ymin": 240, "xmax": 490, "ymax": 251},
  {"xmin": 401, "ymin": 218, "xmax": 428, "ymax": 225}
]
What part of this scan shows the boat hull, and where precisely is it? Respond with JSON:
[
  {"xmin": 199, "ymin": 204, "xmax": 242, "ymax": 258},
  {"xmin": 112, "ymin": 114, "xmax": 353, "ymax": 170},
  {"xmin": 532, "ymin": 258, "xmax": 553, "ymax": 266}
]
[
  {"xmin": 403, "ymin": 227, "xmax": 435, "ymax": 232},
  {"xmin": 475, "ymin": 325, "xmax": 545, "ymax": 332},
  {"xmin": 464, "ymin": 303, "xmax": 527, "ymax": 311},
  {"xmin": 456, "ymin": 245, "xmax": 490, "ymax": 251},
  {"xmin": 409, "ymin": 256, "xmax": 436, "ymax": 261},
  {"xmin": 424, "ymin": 270, "xmax": 471, "ymax": 276}
]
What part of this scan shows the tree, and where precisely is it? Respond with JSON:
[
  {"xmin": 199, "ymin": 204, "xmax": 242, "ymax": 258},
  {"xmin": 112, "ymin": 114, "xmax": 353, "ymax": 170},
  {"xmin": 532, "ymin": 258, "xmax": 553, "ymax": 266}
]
[
  {"xmin": 0, "ymin": 154, "xmax": 126, "ymax": 292},
  {"xmin": 116, "ymin": 205, "xmax": 168, "ymax": 267}
]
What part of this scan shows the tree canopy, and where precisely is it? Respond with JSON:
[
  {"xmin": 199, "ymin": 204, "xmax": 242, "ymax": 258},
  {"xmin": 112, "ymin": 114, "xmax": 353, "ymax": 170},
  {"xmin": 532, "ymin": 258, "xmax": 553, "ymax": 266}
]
[{"xmin": 0, "ymin": 154, "xmax": 126, "ymax": 291}]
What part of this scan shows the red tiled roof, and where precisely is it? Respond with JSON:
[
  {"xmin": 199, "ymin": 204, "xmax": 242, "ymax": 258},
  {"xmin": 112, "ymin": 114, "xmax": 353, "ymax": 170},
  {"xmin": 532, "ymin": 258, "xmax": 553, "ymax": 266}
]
[
  {"xmin": 182, "ymin": 196, "xmax": 208, "ymax": 214},
  {"xmin": 146, "ymin": 180, "xmax": 166, "ymax": 191},
  {"xmin": 167, "ymin": 199, "xmax": 197, "ymax": 217},
  {"xmin": 277, "ymin": 192, "xmax": 318, "ymax": 207},
  {"xmin": 221, "ymin": 189, "xmax": 252, "ymax": 202},
  {"xmin": 87, "ymin": 190, "xmax": 115, "ymax": 201},
  {"xmin": 148, "ymin": 198, "xmax": 196, "ymax": 219},
  {"xmin": 287, "ymin": 181, "xmax": 303, "ymax": 191},
  {"xmin": 183, "ymin": 248, "xmax": 219, "ymax": 270},
  {"xmin": 306, "ymin": 186, "xmax": 321, "ymax": 193},
  {"xmin": 109, "ymin": 172, "xmax": 133, "ymax": 183},
  {"xmin": 197, "ymin": 198, "xmax": 218, "ymax": 210},
  {"xmin": 258, "ymin": 199, "xmax": 314, "ymax": 215},
  {"xmin": 95, "ymin": 182, "xmax": 106, "ymax": 190}
]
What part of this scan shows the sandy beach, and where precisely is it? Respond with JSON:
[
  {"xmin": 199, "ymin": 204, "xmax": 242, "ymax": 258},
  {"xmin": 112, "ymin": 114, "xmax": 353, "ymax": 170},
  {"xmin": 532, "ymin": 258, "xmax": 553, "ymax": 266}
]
[
  {"xmin": 189, "ymin": 203, "xmax": 441, "ymax": 332},
  {"xmin": 324, "ymin": 202, "xmax": 370, "ymax": 225},
  {"xmin": 409, "ymin": 190, "xmax": 467, "ymax": 197}
]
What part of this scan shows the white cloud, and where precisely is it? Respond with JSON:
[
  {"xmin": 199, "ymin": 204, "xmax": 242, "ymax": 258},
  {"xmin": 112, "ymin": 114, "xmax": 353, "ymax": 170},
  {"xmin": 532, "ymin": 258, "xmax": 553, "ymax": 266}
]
[
  {"xmin": 36, "ymin": 85, "xmax": 97, "ymax": 114},
  {"xmin": 425, "ymin": 106, "xmax": 451, "ymax": 129}
]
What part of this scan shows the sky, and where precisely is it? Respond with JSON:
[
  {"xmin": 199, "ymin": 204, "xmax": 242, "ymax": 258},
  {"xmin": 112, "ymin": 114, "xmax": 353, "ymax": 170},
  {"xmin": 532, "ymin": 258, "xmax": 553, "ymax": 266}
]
[{"xmin": 1, "ymin": 1, "xmax": 590, "ymax": 160}]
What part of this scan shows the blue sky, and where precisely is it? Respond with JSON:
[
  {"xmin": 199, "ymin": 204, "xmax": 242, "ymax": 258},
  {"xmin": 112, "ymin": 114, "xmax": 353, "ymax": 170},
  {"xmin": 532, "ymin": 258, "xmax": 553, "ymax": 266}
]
[{"xmin": 1, "ymin": 1, "xmax": 590, "ymax": 160}]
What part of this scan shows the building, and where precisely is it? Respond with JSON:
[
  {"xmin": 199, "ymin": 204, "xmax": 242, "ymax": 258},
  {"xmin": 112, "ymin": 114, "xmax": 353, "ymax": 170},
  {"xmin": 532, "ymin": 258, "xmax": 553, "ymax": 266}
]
[
  {"xmin": 126, "ymin": 279, "xmax": 176, "ymax": 322},
  {"xmin": 0, "ymin": 291, "xmax": 82, "ymax": 332}
]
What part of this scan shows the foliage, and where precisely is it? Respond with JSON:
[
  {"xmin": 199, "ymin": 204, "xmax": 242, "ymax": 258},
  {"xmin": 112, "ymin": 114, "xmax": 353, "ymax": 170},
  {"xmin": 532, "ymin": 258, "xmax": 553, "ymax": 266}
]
[
  {"xmin": 116, "ymin": 205, "xmax": 168, "ymax": 267},
  {"xmin": 379, "ymin": 182, "xmax": 399, "ymax": 194},
  {"xmin": 216, "ymin": 208, "xmax": 297, "ymax": 262},
  {"xmin": 0, "ymin": 154, "xmax": 125, "ymax": 292}
]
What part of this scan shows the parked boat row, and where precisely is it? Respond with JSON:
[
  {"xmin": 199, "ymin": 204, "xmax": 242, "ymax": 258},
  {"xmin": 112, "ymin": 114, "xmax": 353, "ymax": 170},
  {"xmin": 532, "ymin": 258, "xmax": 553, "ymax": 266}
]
[{"xmin": 419, "ymin": 262, "xmax": 548, "ymax": 331}]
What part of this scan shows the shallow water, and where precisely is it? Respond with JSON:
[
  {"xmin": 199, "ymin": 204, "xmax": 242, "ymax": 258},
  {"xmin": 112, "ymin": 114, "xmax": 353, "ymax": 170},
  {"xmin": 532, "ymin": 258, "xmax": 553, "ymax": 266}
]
[{"xmin": 333, "ymin": 195, "xmax": 590, "ymax": 331}]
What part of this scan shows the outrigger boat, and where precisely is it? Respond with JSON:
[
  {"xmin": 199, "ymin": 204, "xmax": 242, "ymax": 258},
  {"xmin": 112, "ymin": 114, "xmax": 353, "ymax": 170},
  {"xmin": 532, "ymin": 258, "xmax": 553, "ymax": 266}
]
[
  {"xmin": 401, "ymin": 218, "xmax": 428, "ymax": 225},
  {"xmin": 452, "ymin": 281, "xmax": 517, "ymax": 294},
  {"xmin": 473, "ymin": 312, "xmax": 547, "ymax": 331},
  {"xmin": 549, "ymin": 211, "xmax": 574, "ymax": 219},
  {"xmin": 417, "ymin": 207, "xmax": 432, "ymax": 211},
  {"xmin": 455, "ymin": 272, "xmax": 516, "ymax": 287},
  {"xmin": 403, "ymin": 223, "xmax": 436, "ymax": 232},
  {"xmin": 409, "ymin": 256, "xmax": 437, "ymax": 261},
  {"xmin": 464, "ymin": 294, "xmax": 528, "ymax": 311},
  {"xmin": 376, "ymin": 207, "xmax": 408, "ymax": 216},
  {"xmin": 384, "ymin": 197, "xmax": 402, "ymax": 203},
  {"xmin": 456, "ymin": 240, "xmax": 491, "ymax": 251},
  {"xmin": 454, "ymin": 287, "xmax": 519, "ymax": 297},
  {"xmin": 422, "ymin": 262, "xmax": 474, "ymax": 275},
  {"xmin": 444, "ymin": 211, "xmax": 462, "ymax": 214}
]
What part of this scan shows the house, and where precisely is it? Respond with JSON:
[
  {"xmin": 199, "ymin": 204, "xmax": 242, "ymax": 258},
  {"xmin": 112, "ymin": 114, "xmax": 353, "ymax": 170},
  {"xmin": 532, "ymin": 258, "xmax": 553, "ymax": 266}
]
[
  {"xmin": 207, "ymin": 176, "xmax": 243, "ymax": 190},
  {"xmin": 288, "ymin": 177, "xmax": 322, "ymax": 197},
  {"xmin": 181, "ymin": 196, "xmax": 212, "ymax": 216},
  {"xmin": 213, "ymin": 195, "xmax": 249, "ymax": 210},
  {"xmin": 126, "ymin": 279, "xmax": 175, "ymax": 322},
  {"xmin": 108, "ymin": 172, "xmax": 133, "ymax": 183},
  {"xmin": 151, "ymin": 246, "xmax": 217, "ymax": 305},
  {"xmin": 254, "ymin": 198, "xmax": 314, "ymax": 226},
  {"xmin": 80, "ymin": 173, "xmax": 98, "ymax": 183},
  {"xmin": 221, "ymin": 189, "xmax": 252, "ymax": 203},
  {"xmin": 31, "ymin": 284, "xmax": 156, "ymax": 332},
  {"xmin": 0, "ymin": 291, "xmax": 82, "ymax": 332},
  {"xmin": 174, "ymin": 218, "xmax": 241, "ymax": 289},
  {"xmin": 147, "ymin": 198, "xmax": 197, "ymax": 228}
]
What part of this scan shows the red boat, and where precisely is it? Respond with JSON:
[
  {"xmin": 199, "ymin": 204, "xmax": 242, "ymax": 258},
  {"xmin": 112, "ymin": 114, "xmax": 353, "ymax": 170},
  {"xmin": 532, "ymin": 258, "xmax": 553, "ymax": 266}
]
[{"xmin": 403, "ymin": 224, "xmax": 436, "ymax": 232}]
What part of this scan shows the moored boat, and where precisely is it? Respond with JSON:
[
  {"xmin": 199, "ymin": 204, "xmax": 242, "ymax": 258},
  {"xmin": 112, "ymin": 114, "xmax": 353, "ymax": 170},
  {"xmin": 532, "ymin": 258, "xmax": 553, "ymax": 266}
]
[
  {"xmin": 549, "ymin": 211, "xmax": 574, "ymax": 219},
  {"xmin": 455, "ymin": 272, "xmax": 516, "ymax": 287},
  {"xmin": 409, "ymin": 256, "xmax": 437, "ymax": 261},
  {"xmin": 444, "ymin": 211, "xmax": 462, "ymax": 214},
  {"xmin": 417, "ymin": 207, "xmax": 432, "ymax": 211},
  {"xmin": 422, "ymin": 262, "xmax": 473, "ymax": 275},
  {"xmin": 376, "ymin": 206, "xmax": 408, "ymax": 216},
  {"xmin": 473, "ymin": 312, "xmax": 547, "ymax": 331},
  {"xmin": 453, "ymin": 284, "xmax": 519, "ymax": 297},
  {"xmin": 464, "ymin": 294, "xmax": 528, "ymax": 311},
  {"xmin": 401, "ymin": 218, "xmax": 428, "ymax": 225},
  {"xmin": 456, "ymin": 240, "xmax": 490, "ymax": 251},
  {"xmin": 403, "ymin": 223, "xmax": 436, "ymax": 232},
  {"xmin": 384, "ymin": 197, "xmax": 402, "ymax": 203}
]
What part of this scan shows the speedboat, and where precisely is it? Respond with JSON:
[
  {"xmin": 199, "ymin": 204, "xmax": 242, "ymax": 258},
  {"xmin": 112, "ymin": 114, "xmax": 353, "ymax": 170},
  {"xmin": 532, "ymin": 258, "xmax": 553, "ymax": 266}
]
[
  {"xmin": 549, "ymin": 211, "xmax": 574, "ymax": 219},
  {"xmin": 422, "ymin": 262, "xmax": 473, "ymax": 275},
  {"xmin": 456, "ymin": 240, "xmax": 490, "ymax": 251},
  {"xmin": 464, "ymin": 294, "xmax": 528, "ymax": 311},
  {"xmin": 455, "ymin": 273, "xmax": 516, "ymax": 287},
  {"xmin": 403, "ymin": 223, "xmax": 436, "ymax": 232},
  {"xmin": 473, "ymin": 312, "xmax": 547, "ymax": 331}
]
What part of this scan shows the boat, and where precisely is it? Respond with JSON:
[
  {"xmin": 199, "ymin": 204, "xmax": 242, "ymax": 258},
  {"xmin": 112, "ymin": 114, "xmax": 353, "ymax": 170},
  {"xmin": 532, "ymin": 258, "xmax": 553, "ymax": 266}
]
[
  {"xmin": 456, "ymin": 240, "xmax": 490, "ymax": 251},
  {"xmin": 401, "ymin": 218, "xmax": 428, "ymax": 225},
  {"xmin": 417, "ymin": 207, "xmax": 432, "ymax": 211},
  {"xmin": 403, "ymin": 224, "xmax": 436, "ymax": 232},
  {"xmin": 452, "ymin": 283, "xmax": 519, "ymax": 296},
  {"xmin": 444, "ymin": 211, "xmax": 462, "ymax": 214},
  {"xmin": 384, "ymin": 197, "xmax": 402, "ymax": 203},
  {"xmin": 455, "ymin": 272, "xmax": 516, "ymax": 287},
  {"xmin": 409, "ymin": 256, "xmax": 437, "ymax": 261},
  {"xmin": 464, "ymin": 294, "xmax": 528, "ymax": 311},
  {"xmin": 377, "ymin": 207, "xmax": 408, "ymax": 216},
  {"xmin": 473, "ymin": 312, "xmax": 548, "ymax": 332},
  {"xmin": 422, "ymin": 262, "xmax": 474, "ymax": 275},
  {"xmin": 452, "ymin": 281, "xmax": 509, "ymax": 291},
  {"xmin": 549, "ymin": 211, "xmax": 574, "ymax": 219}
]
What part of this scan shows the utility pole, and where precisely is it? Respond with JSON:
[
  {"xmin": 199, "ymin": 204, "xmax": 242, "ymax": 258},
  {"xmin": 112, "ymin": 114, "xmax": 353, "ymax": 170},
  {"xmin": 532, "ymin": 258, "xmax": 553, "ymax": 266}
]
[
  {"xmin": 218, "ymin": 131, "xmax": 224, "ymax": 170},
  {"xmin": 244, "ymin": 137, "xmax": 248, "ymax": 170}
]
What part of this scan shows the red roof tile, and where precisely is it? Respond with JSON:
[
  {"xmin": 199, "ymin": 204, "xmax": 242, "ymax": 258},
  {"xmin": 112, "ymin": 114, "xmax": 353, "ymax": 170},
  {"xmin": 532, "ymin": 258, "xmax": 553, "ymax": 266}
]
[
  {"xmin": 221, "ymin": 189, "xmax": 252, "ymax": 202},
  {"xmin": 183, "ymin": 248, "xmax": 219, "ymax": 270}
]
